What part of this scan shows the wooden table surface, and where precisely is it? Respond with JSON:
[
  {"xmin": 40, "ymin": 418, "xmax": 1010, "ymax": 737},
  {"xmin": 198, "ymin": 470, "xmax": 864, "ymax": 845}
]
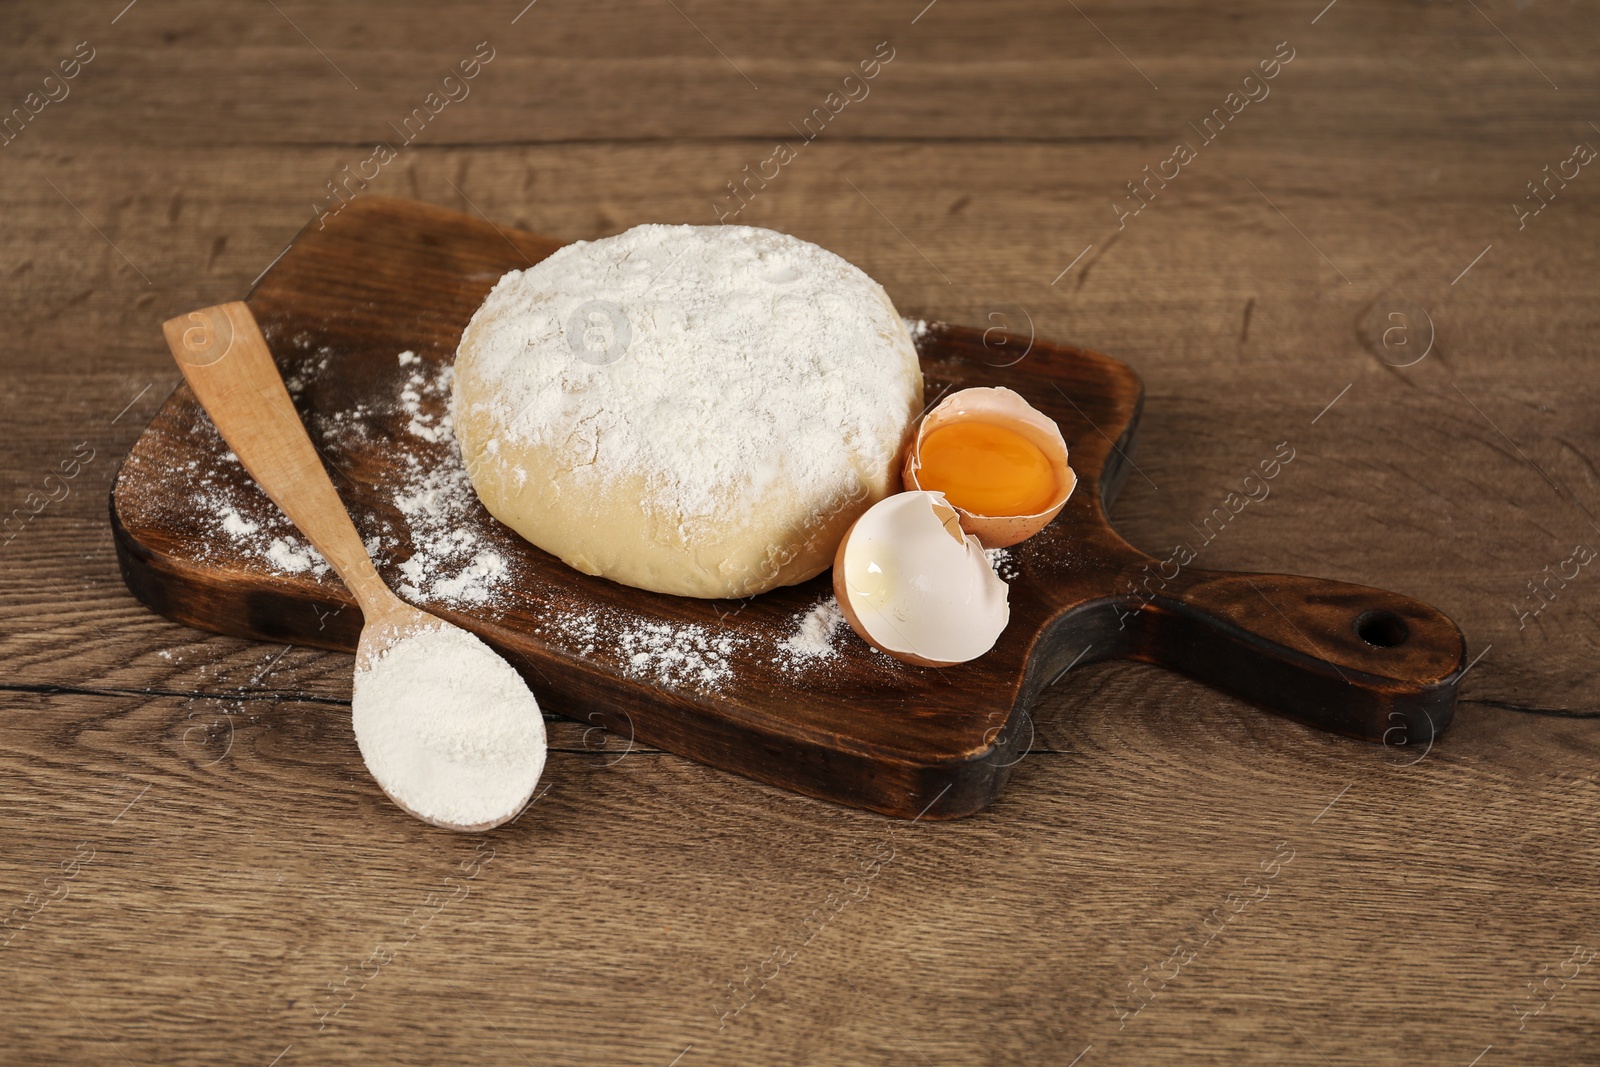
[{"xmin": 3, "ymin": 2, "xmax": 1597, "ymax": 1064}]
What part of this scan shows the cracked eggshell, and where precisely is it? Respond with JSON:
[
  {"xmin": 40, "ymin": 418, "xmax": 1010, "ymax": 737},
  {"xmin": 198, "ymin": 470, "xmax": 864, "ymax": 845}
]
[
  {"xmin": 902, "ymin": 386, "xmax": 1077, "ymax": 549},
  {"xmin": 831, "ymin": 490, "xmax": 1010, "ymax": 667}
]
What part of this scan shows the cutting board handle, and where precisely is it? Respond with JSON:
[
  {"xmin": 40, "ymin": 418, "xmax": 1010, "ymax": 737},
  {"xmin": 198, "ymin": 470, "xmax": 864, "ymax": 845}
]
[{"xmin": 1110, "ymin": 565, "xmax": 1467, "ymax": 744}]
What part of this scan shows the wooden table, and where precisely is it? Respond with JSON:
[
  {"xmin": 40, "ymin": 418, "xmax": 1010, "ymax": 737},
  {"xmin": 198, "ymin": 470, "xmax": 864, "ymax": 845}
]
[{"xmin": 3, "ymin": 2, "xmax": 1596, "ymax": 1063}]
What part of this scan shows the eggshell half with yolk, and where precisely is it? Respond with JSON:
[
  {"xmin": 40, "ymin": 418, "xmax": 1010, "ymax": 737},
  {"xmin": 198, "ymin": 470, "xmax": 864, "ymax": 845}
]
[{"xmin": 902, "ymin": 386, "xmax": 1076, "ymax": 549}]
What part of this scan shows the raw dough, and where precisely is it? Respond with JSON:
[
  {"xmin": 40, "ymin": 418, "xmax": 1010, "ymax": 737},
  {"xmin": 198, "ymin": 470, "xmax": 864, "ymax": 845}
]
[{"xmin": 451, "ymin": 224, "xmax": 924, "ymax": 599}]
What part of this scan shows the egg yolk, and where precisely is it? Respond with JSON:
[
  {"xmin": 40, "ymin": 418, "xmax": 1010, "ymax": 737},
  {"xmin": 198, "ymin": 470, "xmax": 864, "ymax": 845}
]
[{"xmin": 916, "ymin": 420, "xmax": 1058, "ymax": 517}]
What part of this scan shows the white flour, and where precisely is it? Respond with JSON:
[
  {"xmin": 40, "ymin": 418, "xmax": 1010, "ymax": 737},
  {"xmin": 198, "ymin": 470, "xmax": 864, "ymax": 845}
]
[
  {"xmin": 399, "ymin": 351, "xmax": 451, "ymax": 443},
  {"xmin": 779, "ymin": 597, "xmax": 848, "ymax": 664},
  {"xmin": 352, "ymin": 623, "xmax": 546, "ymax": 828},
  {"xmin": 457, "ymin": 224, "xmax": 919, "ymax": 527},
  {"xmin": 219, "ymin": 507, "xmax": 258, "ymax": 539},
  {"xmin": 985, "ymin": 547, "xmax": 1018, "ymax": 582},
  {"xmin": 193, "ymin": 347, "xmax": 511, "ymax": 607},
  {"xmin": 266, "ymin": 536, "xmax": 324, "ymax": 575},
  {"xmin": 619, "ymin": 620, "xmax": 740, "ymax": 686},
  {"xmin": 530, "ymin": 607, "xmax": 748, "ymax": 688},
  {"xmin": 384, "ymin": 358, "xmax": 507, "ymax": 604}
]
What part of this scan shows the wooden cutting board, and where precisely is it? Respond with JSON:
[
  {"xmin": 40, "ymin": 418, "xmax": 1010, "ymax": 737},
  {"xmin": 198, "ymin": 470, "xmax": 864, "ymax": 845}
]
[{"xmin": 111, "ymin": 197, "xmax": 1468, "ymax": 820}]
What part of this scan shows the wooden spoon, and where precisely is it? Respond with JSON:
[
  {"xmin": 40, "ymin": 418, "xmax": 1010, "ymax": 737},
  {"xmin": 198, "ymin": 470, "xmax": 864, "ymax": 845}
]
[{"xmin": 161, "ymin": 302, "xmax": 545, "ymax": 832}]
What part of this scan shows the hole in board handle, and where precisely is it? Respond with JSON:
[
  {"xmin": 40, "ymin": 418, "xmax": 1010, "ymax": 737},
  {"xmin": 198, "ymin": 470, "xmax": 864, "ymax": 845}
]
[{"xmin": 1354, "ymin": 610, "xmax": 1409, "ymax": 648}]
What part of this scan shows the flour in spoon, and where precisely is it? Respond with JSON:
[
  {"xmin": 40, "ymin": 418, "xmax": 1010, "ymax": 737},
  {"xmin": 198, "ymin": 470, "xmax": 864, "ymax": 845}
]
[{"xmin": 352, "ymin": 623, "xmax": 547, "ymax": 828}]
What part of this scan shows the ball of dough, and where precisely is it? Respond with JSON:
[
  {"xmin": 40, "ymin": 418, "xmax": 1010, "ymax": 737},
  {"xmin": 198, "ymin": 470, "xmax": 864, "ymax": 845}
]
[{"xmin": 451, "ymin": 224, "xmax": 924, "ymax": 599}]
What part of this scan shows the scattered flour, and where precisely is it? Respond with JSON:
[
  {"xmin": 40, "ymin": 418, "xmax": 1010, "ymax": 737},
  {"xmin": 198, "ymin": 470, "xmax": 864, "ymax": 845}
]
[
  {"xmin": 619, "ymin": 621, "xmax": 740, "ymax": 687},
  {"xmin": 778, "ymin": 596, "xmax": 849, "ymax": 665},
  {"xmin": 219, "ymin": 507, "xmax": 258, "ymax": 539},
  {"xmin": 283, "ymin": 348, "xmax": 331, "ymax": 397},
  {"xmin": 207, "ymin": 347, "xmax": 511, "ymax": 606},
  {"xmin": 193, "ymin": 461, "xmax": 331, "ymax": 578},
  {"xmin": 187, "ymin": 347, "xmax": 510, "ymax": 608},
  {"xmin": 352, "ymin": 623, "xmax": 547, "ymax": 828},
  {"xmin": 400, "ymin": 361, "xmax": 453, "ymax": 443},
  {"xmin": 366, "ymin": 355, "xmax": 514, "ymax": 605},
  {"xmin": 400, "ymin": 545, "xmax": 505, "ymax": 603},
  {"xmin": 985, "ymin": 546, "xmax": 1019, "ymax": 582},
  {"xmin": 266, "ymin": 536, "xmax": 326, "ymax": 576},
  {"xmin": 529, "ymin": 607, "xmax": 748, "ymax": 689}
]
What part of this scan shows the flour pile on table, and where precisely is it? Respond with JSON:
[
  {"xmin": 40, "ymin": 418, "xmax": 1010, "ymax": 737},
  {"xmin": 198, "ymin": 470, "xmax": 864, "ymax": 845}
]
[{"xmin": 777, "ymin": 597, "xmax": 849, "ymax": 665}]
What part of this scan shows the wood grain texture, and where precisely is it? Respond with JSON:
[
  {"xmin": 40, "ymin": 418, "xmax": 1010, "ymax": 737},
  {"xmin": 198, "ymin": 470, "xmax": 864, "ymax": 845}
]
[
  {"xmin": 1, "ymin": 0, "xmax": 1597, "ymax": 1063},
  {"xmin": 0, "ymin": 687, "xmax": 1596, "ymax": 1066}
]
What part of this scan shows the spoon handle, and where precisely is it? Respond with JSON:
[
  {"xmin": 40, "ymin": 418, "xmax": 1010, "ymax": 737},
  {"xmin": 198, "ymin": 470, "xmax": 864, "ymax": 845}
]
[{"xmin": 161, "ymin": 302, "xmax": 391, "ymax": 613}]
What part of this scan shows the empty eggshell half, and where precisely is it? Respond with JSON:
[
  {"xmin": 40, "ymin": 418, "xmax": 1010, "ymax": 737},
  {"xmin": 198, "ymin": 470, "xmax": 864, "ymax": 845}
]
[
  {"xmin": 902, "ymin": 386, "xmax": 1076, "ymax": 549},
  {"xmin": 832, "ymin": 490, "xmax": 1010, "ymax": 667}
]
